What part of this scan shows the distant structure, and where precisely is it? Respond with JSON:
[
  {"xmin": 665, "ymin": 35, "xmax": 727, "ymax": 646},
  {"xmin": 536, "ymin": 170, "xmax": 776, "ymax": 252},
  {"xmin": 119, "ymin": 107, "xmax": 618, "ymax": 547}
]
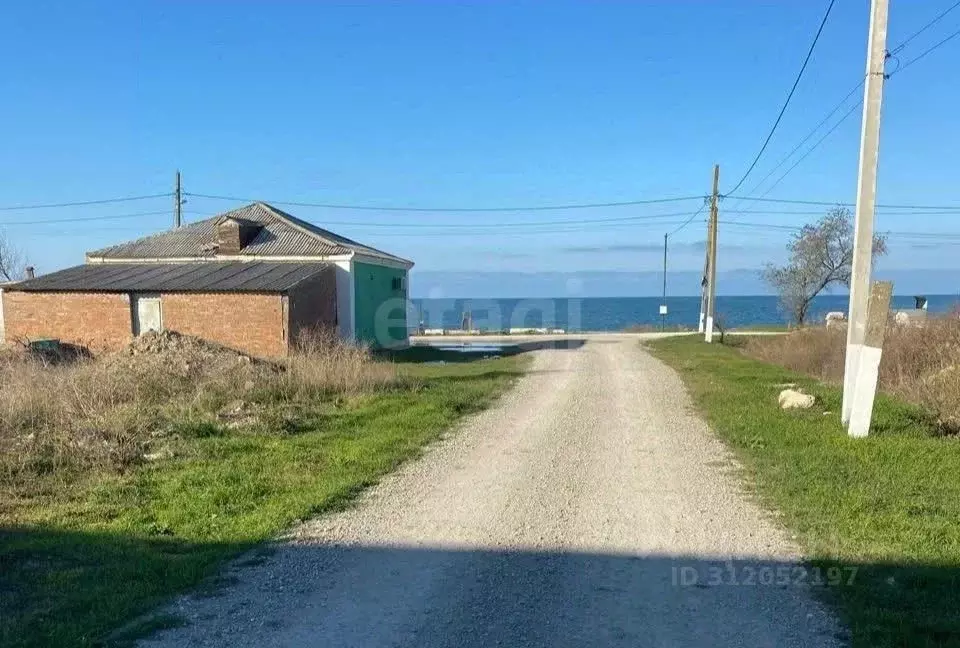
[{"xmin": 894, "ymin": 295, "xmax": 928, "ymax": 327}]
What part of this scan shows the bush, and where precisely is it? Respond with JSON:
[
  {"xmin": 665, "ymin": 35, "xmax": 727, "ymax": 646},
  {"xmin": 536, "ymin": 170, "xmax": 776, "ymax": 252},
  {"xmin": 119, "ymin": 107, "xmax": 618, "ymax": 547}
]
[
  {"xmin": 743, "ymin": 318, "xmax": 960, "ymax": 433},
  {"xmin": 0, "ymin": 331, "xmax": 398, "ymax": 495},
  {"xmin": 262, "ymin": 329, "xmax": 399, "ymax": 401},
  {"xmin": 743, "ymin": 327, "xmax": 846, "ymax": 382}
]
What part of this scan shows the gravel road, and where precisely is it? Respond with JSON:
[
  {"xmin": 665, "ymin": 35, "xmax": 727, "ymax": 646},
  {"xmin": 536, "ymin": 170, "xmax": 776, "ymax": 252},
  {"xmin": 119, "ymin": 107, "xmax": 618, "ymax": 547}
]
[{"xmin": 141, "ymin": 339, "xmax": 843, "ymax": 648}]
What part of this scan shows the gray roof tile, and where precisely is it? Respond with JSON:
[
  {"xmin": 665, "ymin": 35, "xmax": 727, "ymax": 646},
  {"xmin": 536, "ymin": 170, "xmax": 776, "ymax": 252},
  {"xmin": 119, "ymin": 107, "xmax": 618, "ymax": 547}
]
[
  {"xmin": 86, "ymin": 202, "xmax": 412, "ymax": 266},
  {"xmin": 10, "ymin": 261, "xmax": 331, "ymax": 293}
]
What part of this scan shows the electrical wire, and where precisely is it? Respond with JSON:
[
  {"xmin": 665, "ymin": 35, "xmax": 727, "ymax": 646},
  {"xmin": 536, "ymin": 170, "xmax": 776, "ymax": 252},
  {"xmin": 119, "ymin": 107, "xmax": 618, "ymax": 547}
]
[
  {"xmin": 724, "ymin": 0, "xmax": 837, "ymax": 196},
  {"xmin": 724, "ymin": 220, "xmax": 960, "ymax": 239},
  {"xmin": 667, "ymin": 201, "xmax": 709, "ymax": 237},
  {"xmin": 896, "ymin": 26, "xmax": 960, "ymax": 73},
  {"xmin": 734, "ymin": 82, "xmax": 863, "ymax": 202},
  {"xmin": 311, "ymin": 221, "xmax": 701, "ymax": 237},
  {"xmin": 0, "ymin": 209, "xmax": 172, "ymax": 226},
  {"xmin": 184, "ymin": 192, "xmax": 704, "ymax": 213},
  {"xmin": 724, "ymin": 98, "xmax": 862, "ymax": 226},
  {"xmin": 0, "ymin": 193, "xmax": 171, "ymax": 212},
  {"xmin": 750, "ymin": 99, "xmax": 862, "ymax": 202},
  {"xmin": 889, "ymin": 0, "xmax": 960, "ymax": 55},
  {"xmin": 4, "ymin": 1, "xmax": 958, "ymax": 224},
  {"xmin": 728, "ymin": 208, "xmax": 960, "ymax": 216},
  {"xmin": 261, "ymin": 210, "xmax": 699, "ymax": 229},
  {"xmin": 724, "ymin": 2, "xmax": 960, "ymax": 215},
  {"xmin": 723, "ymin": 195, "xmax": 960, "ymax": 210}
]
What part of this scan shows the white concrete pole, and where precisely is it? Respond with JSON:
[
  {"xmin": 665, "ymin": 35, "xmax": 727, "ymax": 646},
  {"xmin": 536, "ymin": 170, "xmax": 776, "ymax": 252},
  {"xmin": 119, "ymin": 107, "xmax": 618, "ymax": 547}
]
[
  {"xmin": 848, "ymin": 281, "xmax": 892, "ymax": 438},
  {"xmin": 842, "ymin": 0, "xmax": 889, "ymax": 425},
  {"xmin": 705, "ymin": 165, "xmax": 720, "ymax": 343}
]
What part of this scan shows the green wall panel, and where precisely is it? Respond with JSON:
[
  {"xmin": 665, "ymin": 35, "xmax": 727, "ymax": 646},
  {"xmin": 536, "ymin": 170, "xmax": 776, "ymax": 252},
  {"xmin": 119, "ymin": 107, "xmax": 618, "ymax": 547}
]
[{"xmin": 353, "ymin": 261, "xmax": 407, "ymax": 347}]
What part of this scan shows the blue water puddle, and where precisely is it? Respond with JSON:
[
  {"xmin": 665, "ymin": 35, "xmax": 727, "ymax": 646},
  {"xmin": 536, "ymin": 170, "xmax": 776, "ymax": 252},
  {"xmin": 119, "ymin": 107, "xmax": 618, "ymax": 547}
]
[{"xmin": 427, "ymin": 343, "xmax": 514, "ymax": 354}]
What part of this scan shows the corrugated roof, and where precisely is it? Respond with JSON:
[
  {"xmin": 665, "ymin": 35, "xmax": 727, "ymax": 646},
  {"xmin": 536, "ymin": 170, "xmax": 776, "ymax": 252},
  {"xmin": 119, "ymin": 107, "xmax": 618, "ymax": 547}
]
[
  {"xmin": 9, "ymin": 261, "xmax": 331, "ymax": 293},
  {"xmin": 86, "ymin": 202, "xmax": 413, "ymax": 267}
]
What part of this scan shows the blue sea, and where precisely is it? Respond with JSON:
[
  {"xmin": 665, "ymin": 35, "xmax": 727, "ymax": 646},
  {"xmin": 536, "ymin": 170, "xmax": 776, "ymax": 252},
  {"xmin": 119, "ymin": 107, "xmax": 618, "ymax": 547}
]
[{"xmin": 411, "ymin": 295, "xmax": 960, "ymax": 332}]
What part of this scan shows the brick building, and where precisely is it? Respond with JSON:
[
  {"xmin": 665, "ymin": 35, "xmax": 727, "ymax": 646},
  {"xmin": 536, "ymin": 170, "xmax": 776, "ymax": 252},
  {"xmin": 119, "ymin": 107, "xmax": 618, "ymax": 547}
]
[{"xmin": 1, "ymin": 202, "xmax": 413, "ymax": 356}]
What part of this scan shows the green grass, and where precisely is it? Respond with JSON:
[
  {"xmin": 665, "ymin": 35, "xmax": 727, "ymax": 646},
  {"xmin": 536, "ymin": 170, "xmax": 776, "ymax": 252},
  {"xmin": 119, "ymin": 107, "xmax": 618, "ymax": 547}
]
[
  {"xmin": 648, "ymin": 336, "xmax": 960, "ymax": 647},
  {"xmin": 0, "ymin": 354, "xmax": 528, "ymax": 648}
]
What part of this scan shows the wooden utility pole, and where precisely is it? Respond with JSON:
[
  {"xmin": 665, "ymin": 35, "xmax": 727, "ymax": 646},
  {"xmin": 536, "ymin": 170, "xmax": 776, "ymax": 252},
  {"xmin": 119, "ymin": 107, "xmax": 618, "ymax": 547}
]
[
  {"xmin": 842, "ymin": 0, "xmax": 889, "ymax": 427},
  {"xmin": 174, "ymin": 170, "xmax": 183, "ymax": 229},
  {"xmin": 704, "ymin": 164, "xmax": 720, "ymax": 343},
  {"xmin": 698, "ymin": 212, "xmax": 710, "ymax": 334},
  {"xmin": 661, "ymin": 233, "xmax": 668, "ymax": 331}
]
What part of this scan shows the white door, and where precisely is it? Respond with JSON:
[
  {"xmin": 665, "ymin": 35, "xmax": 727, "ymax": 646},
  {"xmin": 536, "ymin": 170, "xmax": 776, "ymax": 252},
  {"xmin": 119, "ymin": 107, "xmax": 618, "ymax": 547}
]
[{"xmin": 132, "ymin": 294, "xmax": 162, "ymax": 336}]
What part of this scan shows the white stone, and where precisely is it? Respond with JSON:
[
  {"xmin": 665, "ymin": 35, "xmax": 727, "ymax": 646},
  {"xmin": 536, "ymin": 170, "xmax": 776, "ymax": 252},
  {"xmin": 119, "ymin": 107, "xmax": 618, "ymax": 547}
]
[
  {"xmin": 894, "ymin": 310, "xmax": 926, "ymax": 327},
  {"xmin": 778, "ymin": 389, "xmax": 815, "ymax": 409},
  {"xmin": 825, "ymin": 311, "xmax": 846, "ymax": 328}
]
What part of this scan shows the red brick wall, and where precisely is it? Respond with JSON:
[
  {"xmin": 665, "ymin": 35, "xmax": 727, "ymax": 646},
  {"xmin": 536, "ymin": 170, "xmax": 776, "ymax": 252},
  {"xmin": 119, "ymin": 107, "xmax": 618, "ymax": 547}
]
[
  {"xmin": 287, "ymin": 267, "xmax": 337, "ymax": 346},
  {"xmin": 2, "ymin": 291, "xmax": 133, "ymax": 351},
  {"xmin": 161, "ymin": 292, "xmax": 286, "ymax": 357},
  {"xmin": 3, "ymin": 290, "xmax": 289, "ymax": 357}
]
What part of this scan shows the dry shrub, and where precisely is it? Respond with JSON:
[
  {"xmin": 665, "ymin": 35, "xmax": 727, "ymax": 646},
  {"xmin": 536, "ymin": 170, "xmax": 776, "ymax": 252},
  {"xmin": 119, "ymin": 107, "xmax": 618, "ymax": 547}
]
[
  {"xmin": 262, "ymin": 329, "xmax": 399, "ymax": 401},
  {"xmin": 743, "ymin": 317, "xmax": 960, "ymax": 433},
  {"xmin": 744, "ymin": 327, "xmax": 846, "ymax": 382},
  {"xmin": 0, "ymin": 330, "xmax": 398, "ymax": 492},
  {"xmin": 880, "ymin": 318, "xmax": 960, "ymax": 432}
]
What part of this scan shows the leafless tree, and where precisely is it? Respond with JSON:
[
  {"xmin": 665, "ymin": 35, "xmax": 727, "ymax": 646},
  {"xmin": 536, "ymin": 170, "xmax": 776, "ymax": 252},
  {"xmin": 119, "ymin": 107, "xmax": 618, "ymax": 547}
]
[
  {"xmin": 761, "ymin": 208, "xmax": 887, "ymax": 325},
  {"xmin": 0, "ymin": 235, "xmax": 26, "ymax": 282}
]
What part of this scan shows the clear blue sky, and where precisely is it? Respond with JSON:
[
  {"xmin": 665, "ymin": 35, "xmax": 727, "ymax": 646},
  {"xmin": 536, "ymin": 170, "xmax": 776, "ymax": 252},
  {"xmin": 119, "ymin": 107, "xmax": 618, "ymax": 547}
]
[{"xmin": 2, "ymin": 1, "xmax": 958, "ymax": 296}]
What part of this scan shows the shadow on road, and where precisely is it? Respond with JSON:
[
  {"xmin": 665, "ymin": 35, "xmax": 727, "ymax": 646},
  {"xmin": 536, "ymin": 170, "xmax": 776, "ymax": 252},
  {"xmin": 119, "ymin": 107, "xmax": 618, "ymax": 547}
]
[{"xmin": 6, "ymin": 523, "xmax": 960, "ymax": 647}]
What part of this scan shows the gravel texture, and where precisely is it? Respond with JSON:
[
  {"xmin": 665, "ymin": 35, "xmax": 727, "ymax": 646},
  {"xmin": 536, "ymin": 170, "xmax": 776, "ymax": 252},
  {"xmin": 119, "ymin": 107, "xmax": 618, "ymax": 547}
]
[{"xmin": 140, "ymin": 339, "xmax": 844, "ymax": 647}]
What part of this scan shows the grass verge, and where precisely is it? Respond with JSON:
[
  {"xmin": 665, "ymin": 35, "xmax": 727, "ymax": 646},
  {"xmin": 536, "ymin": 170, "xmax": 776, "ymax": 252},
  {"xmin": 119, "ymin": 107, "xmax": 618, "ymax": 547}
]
[
  {"xmin": 1, "ymin": 351, "xmax": 528, "ymax": 648},
  {"xmin": 648, "ymin": 336, "xmax": 960, "ymax": 648}
]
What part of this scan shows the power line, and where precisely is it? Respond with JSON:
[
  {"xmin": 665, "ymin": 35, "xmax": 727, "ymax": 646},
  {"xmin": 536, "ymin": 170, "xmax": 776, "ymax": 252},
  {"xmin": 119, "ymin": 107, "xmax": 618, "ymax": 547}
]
[
  {"xmin": 6, "ymin": 201, "xmax": 956, "ymax": 232},
  {"xmin": 726, "ymin": 37, "xmax": 953, "ymax": 208},
  {"xmin": 0, "ymin": 193, "xmax": 171, "ymax": 212},
  {"xmin": 723, "ymin": 195, "xmax": 960, "ymax": 210},
  {"xmin": 724, "ymin": 0, "xmax": 837, "ymax": 196},
  {"xmin": 749, "ymin": 99, "xmax": 863, "ymax": 202},
  {"xmin": 735, "ymin": 82, "xmax": 863, "ymax": 202},
  {"xmin": 725, "ymin": 97, "xmax": 862, "ymax": 225},
  {"xmin": 273, "ymin": 210, "xmax": 699, "ymax": 229},
  {"xmin": 0, "ymin": 209, "xmax": 172, "ymax": 226},
  {"xmin": 889, "ymin": 0, "xmax": 960, "ymax": 55},
  {"xmin": 3, "ymin": 0, "xmax": 957, "ymax": 226},
  {"xmin": 729, "ymin": 207, "xmax": 960, "ymax": 216},
  {"xmin": 726, "ymin": 2, "xmax": 960, "ymax": 214},
  {"xmin": 184, "ymin": 191, "xmax": 704, "ymax": 213},
  {"xmin": 324, "ymin": 221, "xmax": 699, "ymax": 237},
  {"xmin": 897, "ymin": 25, "xmax": 960, "ymax": 73},
  {"xmin": 667, "ymin": 201, "xmax": 708, "ymax": 237}
]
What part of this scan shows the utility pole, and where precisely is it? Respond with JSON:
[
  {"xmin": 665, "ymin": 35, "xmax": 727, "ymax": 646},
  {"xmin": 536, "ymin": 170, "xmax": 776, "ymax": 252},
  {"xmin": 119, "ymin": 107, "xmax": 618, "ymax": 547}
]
[
  {"xmin": 705, "ymin": 164, "xmax": 720, "ymax": 343},
  {"xmin": 848, "ymin": 281, "xmax": 893, "ymax": 438},
  {"xmin": 698, "ymin": 211, "xmax": 710, "ymax": 334},
  {"xmin": 661, "ymin": 233, "xmax": 668, "ymax": 331},
  {"xmin": 842, "ymin": 0, "xmax": 889, "ymax": 427},
  {"xmin": 174, "ymin": 170, "xmax": 183, "ymax": 229}
]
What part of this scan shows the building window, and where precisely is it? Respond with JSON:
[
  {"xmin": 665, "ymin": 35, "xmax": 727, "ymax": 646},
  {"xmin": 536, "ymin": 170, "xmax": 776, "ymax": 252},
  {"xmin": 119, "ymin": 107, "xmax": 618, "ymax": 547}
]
[{"xmin": 391, "ymin": 276, "xmax": 406, "ymax": 291}]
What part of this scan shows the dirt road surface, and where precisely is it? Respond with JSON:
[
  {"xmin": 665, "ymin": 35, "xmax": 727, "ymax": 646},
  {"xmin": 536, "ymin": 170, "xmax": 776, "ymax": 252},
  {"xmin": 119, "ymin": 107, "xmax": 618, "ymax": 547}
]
[{"xmin": 141, "ymin": 339, "xmax": 843, "ymax": 648}]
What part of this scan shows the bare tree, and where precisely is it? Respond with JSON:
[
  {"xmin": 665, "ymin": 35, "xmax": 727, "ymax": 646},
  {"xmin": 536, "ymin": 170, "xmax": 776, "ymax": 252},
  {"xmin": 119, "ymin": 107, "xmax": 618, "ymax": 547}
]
[
  {"xmin": 0, "ymin": 235, "xmax": 26, "ymax": 282},
  {"xmin": 761, "ymin": 208, "xmax": 887, "ymax": 325}
]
